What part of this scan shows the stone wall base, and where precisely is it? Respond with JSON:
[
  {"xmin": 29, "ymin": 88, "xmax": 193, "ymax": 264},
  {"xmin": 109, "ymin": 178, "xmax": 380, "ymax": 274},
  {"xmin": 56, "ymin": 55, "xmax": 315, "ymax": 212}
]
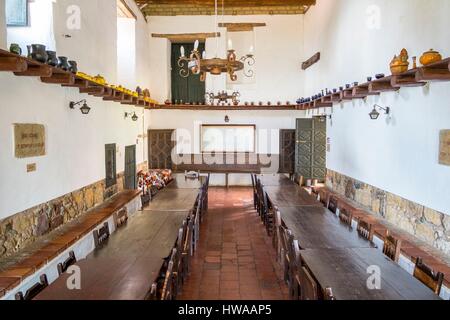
[
  {"xmin": 326, "ymin": 169, "xmax": 450, "ymax": 256},
  {"xmin": 0, "ymin": 162, "xmax": 147, "ymax": 259}
]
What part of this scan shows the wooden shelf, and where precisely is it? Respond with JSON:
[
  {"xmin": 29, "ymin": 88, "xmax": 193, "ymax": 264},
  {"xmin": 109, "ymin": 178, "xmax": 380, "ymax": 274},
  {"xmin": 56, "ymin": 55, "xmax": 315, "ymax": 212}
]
[
  {"xmin": 340, "ymin": 89, "xmax": 355, "ymax": 100},
  {"xmin": 298, "ymin": 57, "xmax": 450, "ymax": 110},
  {"xmin": 313, "ymin": 100, "xmax": 333, "ymax": 108},
  {"xmin": 391, "ymin": 69, "xmax": 426, "ymax": 88},
  {"xmin": 4, "ymin": 47, "xmax": 449, "ymax": 112},
  {"xmin": 415, "ymin": 58, "xmax": 450, "ymax": 82},
  {"xmin": 0, "ymin": 48, "xmax": 158, "ymax": 109}
]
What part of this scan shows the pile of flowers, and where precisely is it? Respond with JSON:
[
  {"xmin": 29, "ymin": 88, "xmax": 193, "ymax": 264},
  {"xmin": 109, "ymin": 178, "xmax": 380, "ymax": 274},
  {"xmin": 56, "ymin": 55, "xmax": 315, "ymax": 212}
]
[{"xmin": 138, "ymin": 169, "xmax": 173, "ymax": 195}]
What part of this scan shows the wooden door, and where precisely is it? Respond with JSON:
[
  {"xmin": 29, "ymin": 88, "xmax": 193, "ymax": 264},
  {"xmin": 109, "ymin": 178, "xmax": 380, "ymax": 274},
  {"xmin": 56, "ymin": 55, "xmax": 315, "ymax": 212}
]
[
  {"xmin": 124, "ymin": 145, "xmax": 136, "ymax": 190},
  {"xmin": 171, "ymin": 42, "xmax": 206, "ymax": 104},
  {"xmin": 105, "ymin": 144, "xmax": 117, "ymax": 188},
  {"xmin": 148, "ymin": 130, "xmax": 175, "ymax": 169},
  {"xmin": 279, "ymin": 129, "xmax": 296, "ymax": 174},
  {"xmin": 295, "ymin": 118, "xmax": 326, "ymax": 181}
]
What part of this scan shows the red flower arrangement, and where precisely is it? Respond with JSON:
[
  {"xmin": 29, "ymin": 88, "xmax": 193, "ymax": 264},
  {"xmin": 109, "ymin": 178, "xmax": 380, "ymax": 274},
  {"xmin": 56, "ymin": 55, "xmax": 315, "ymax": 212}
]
[{"xmin": 138, "ymin": 169, "xmax": 173, "ymax": 196}]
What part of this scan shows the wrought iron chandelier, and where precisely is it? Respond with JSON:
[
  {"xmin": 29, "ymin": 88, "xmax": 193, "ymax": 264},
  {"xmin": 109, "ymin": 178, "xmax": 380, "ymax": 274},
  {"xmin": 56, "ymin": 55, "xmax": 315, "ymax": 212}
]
[{"xmin": 177, "ymin": 0, "xmax": 255, "ymax": 82}]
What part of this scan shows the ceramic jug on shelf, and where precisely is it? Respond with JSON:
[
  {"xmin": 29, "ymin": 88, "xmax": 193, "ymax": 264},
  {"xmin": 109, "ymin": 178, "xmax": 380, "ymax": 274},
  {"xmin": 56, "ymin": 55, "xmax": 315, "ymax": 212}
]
[
  {"xmin": 46, "ymin": 51, "xmax": 59, "ymax": 67},
  {"xmin": 9, "ymin": 43, "xmax": 22, "ymax": 56},
  {"xmin": 30, "ymin": 44, "xmax": 48, "ymax": 63}
]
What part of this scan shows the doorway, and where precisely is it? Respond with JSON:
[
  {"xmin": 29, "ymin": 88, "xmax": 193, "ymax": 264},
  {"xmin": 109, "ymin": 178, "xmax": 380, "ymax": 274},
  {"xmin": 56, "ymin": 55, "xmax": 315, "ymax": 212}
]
[
  {"xmin": 105, "ymin": 144, "xmax": 117, "ymax": 189},
  {"xmin": 124, "ymin": 145, "xmax": 137, "ymax": 190},
  {"xmin": 295, "ymin": 118, "xmax": 326, "ymax": 182},
  {"xmin": 279, "ymin": 129, "xmax": 296, "ymax": 174},
  {"xmin": 171, "ymin": 42, "xmax": 206, "ymax": 104},
  {"xmin": 148, "ymin": 130, "xmax": 175, "ymax": 169}
]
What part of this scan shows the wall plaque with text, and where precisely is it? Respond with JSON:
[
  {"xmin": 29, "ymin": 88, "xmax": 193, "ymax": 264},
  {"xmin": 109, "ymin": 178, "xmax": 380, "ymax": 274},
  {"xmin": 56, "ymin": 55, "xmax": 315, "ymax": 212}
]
[
  {"xmin": 14, "ymin": 124, "xmax": 46, "ymax": 158},
  {"xmin": 439, "ymin": 130, "xmax": 450, "ymax": 166}
]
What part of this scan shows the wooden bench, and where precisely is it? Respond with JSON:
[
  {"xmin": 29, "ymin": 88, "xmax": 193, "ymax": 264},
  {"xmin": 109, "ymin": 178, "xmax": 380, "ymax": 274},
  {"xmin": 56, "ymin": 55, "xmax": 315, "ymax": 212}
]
[
  {"xmin": 311, "ymin": 186, "xmax": 450, "ymax": 293},
  {"xmin": 0, "ymin": 189, "xmax": 141, "ymax": 298}
]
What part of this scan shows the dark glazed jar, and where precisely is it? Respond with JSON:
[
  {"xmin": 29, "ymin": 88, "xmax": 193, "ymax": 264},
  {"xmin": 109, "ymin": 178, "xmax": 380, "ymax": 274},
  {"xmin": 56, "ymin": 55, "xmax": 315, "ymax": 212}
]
[
  {"xmin": 46, "ymin": 51, "xmax": 59, "ymax": 67},
  {"xmin": 30, "ymin": 44, "xmax": 48, "ymax": 63},
  {"xmin": 57, "ymin": 56, "xmax": 70, "ymax": 71},
  {"xmin": 68, "ymin": 60, "xmax": 78, "ymax": 74}
]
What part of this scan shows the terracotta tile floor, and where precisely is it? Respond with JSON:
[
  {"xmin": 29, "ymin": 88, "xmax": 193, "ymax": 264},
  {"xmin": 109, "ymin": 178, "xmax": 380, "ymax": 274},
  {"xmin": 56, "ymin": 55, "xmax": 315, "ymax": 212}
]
[{"xmin": 179, "ymin": 187, "xmax": 289, "ymax": 300}]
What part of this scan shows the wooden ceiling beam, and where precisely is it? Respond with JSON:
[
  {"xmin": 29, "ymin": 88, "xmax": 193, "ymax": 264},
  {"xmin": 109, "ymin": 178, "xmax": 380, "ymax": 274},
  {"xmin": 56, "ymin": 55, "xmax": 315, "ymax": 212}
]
[
  {"xmin": 137, "ymin": 0, "xmax": 316, "ymax": 6},
  {"xmin": 137, "ymin": 0, "xmax": 316, "ymax": 15},
  {"xmin": 218, "ymin": 22, "xmax": 266, "ymax": 32}
]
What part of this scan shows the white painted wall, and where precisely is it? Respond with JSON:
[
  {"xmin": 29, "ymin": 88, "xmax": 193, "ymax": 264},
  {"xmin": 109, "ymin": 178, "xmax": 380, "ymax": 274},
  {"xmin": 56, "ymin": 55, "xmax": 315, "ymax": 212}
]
[
  {"xmin": 0, "ymin": 0, "xmax": 6, "ymax": 48},
  {"xmin": 303, "ymin": 0, "xmax": 450, "ymax": 215},
  {"xmin": 0, "ymin": 0, "xmax": 151, "ymax": 220},
  {"xmin": 148, "ymin": 109, "xmax": 304, "ymax": 187},
  {"xmin": 149, "ymin": 109, "xmax": 303, "ymax": 155},
  {"xmin": 147, "ymin": 14, "xmax": 305, "ymax": 103}
]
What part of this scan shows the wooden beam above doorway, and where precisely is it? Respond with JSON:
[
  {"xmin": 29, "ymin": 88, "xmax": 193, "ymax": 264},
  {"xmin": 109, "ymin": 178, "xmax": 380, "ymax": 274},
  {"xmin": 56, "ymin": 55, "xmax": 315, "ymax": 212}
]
[{"xmin": 151, "ymin": 32, "xmax": 220, "ymax": 42}]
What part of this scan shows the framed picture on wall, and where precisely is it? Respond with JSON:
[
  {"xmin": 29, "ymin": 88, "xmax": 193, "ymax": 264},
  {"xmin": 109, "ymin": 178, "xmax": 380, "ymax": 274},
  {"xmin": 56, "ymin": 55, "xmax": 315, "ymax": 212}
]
[{"xmin": 6, "ymin": 0, "xmax": 29, "ymax": 27}]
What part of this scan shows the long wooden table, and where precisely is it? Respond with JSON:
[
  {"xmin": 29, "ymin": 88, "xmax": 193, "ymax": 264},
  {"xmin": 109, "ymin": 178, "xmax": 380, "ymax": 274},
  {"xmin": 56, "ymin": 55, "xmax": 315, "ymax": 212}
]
[
  {"xmin": 146, "ymin": 189, "xmax": 199, "ymax": 211},
  {"xmin": 300, "ymin": 248, "xmax": 441, "ymax": 300},
  {"xmin": 264, "ymin": 174, "xmax": 441, "ymax": 300},
  {"xmin": 265, "ymin": 185, "xmax": 321, "ymax": 207},
  {"xmin": 34, "ymin": 175, "xmax": 203, "ymax": 300},
  {"xmin": 166, "ymin": 174, "xmax": 206, "ymax": 189},
  {"xmin": 34, "ymin": 210, "xmax": 187, "ymax": 300},
  {"xmin": 258, "ymin": 173, "xmax": 296, "ymax": 187},
  {"xmin": 279, "ymin": 206, "xmax": 373, "ymax": 249}
]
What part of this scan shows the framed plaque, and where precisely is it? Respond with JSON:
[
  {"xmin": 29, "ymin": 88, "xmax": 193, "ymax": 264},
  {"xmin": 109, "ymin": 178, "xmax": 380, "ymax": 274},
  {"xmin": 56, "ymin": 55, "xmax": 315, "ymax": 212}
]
[{"xmin": 14, "ymin": 124, "xmax": 46, "ymax": 158}]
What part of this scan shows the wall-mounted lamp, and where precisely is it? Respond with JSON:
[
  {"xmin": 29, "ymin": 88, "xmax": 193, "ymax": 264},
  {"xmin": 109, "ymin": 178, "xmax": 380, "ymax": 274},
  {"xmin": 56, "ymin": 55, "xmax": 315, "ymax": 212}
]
[
  {"xmin": 124, "ymin": 112, "xmax": 139, "ymax": 122},
  {"xmin": 369, "ymin": 104, "xmax": 390, "ymax": 120},
  {"xmin": 69, "ymin": 99, "xmax": 91, "ymax": 115},
  {"xmin": 224, "ymin": 115, "xmax": 230, "ymax": 123}
]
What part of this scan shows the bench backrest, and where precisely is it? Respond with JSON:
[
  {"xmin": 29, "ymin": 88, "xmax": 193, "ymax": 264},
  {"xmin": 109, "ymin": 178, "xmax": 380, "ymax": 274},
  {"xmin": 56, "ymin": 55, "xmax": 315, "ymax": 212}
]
[
  {"xmin": 15, "ymin": 274, "xmax": 48, "ymax": 300},
  {"xmin": 93, "ymin": 222, "xmax": 110, "ymax": 248},
  {"xmin": 57, "ymin": 251, "xmax": 77, "ymax": 275}
]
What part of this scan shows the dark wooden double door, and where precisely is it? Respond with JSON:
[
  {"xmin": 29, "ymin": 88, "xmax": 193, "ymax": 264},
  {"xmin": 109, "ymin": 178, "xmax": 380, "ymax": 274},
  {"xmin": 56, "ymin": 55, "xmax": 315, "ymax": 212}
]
[
  {"xmin": 295, "ymin": 118, "xmax": 327, "ymax": 182},
  {"xmin": 171, "ymin": 43, "xmax": 206, "ymax": 104},
  {"xmin": 148, "ymin": 130, "xmax": 174, "ymax": 169},
  {"xmin": 279, "ymin": 129, "xmax": 296, "ymax": 174},
  {"xmin": 124, "ymin": 145, "xmax": 137, "ymax": 190}
]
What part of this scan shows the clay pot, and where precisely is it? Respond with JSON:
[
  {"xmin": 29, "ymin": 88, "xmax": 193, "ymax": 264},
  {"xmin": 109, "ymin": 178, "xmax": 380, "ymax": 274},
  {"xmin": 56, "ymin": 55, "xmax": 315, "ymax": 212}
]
[
  {"xmin": 390, "ymin": 54, "xmax": 409, "ymax": 75},
  {"xmin": 9, "ymin": 43, "xmax": 22, "ymax": 56},
  {"xmin": 30, "ymin": 44, "xmax": 48, "ymax": 63},
  {"xmin": 68, "ymin": 60, "xmax": 78, "ymax": 74},
  {"xmin": 46, "ymin": 51, "xmax": 59, "ymax": 67},
  {"xmin": 420, "ymin": 49, "xmax": 442, "ymax": 66},
  {"xmin": 57, "ymin": 56, "xmax": 70, "ymax": 71}
]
